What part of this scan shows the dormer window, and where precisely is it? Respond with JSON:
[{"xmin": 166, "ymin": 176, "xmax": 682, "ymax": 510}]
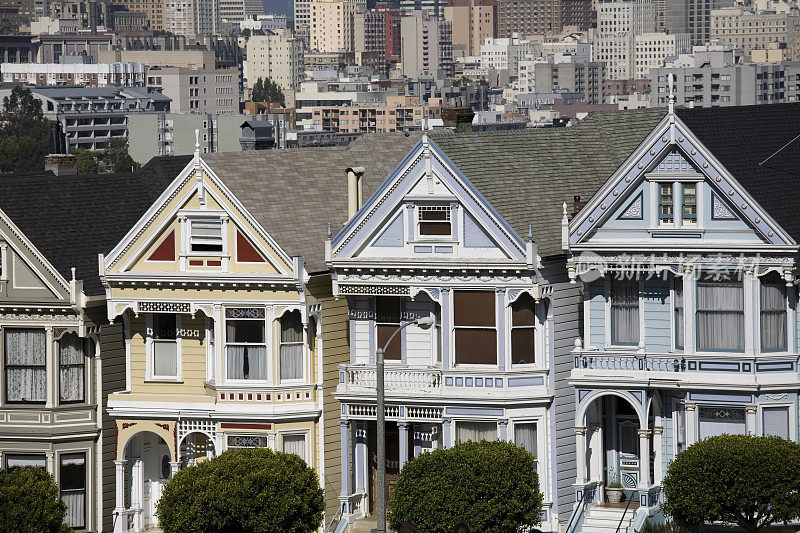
[
  {"xmin": 190, "ymin": 219, "xmax": 223, "ymax": 252},
  {"xmin": 418, "ymin": 205, "xmax": 451, "ymax": 237}
]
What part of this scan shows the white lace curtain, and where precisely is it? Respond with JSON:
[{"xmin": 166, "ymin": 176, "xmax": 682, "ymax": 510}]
[
  {"xmin": 282, "ymin": 434, "xmax": 306, "ymax": 462},
  {"xmin": 455, "ymin": 421, "xmax": 497, "ymax": 444},
  {"xmin": 60, "ymin": 453, "xmax": 85, "ymax": 529},
  {"xmin": 697, "ymin": 280, "xmax": 744, "ymax": 351},
  {"xmin": 5, "ymin": 329, "xmax": 46, "ymax": 403},
  {"xmin": 227, "ymin": 345, "xmax": 267, "ymax": 380},
  {"xmin": 611, "ymin": 280, "xmax": 639, "ymax": 345},
  {"xmin": 760, "ymin": 279, "xmax": 787, "ymax": 351},
  {"xmin": 153, "ymin": 341, "xmax": 178, "ymax": 377},
  {"xmin": 514, "ymin": 423, "xmax": 537, "ymax": 457},
  {"xmin": 59, "ymin": 334, "xmax": 86, "ymax": 402},
  {"xmin": 280, "ymin": 311, "xmax": 303, "ymax": 380}
]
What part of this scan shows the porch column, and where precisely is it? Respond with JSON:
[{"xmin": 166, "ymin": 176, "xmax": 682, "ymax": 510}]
[
  {"xmin": 746, "ymin": 405, "xmax": 757, "ymax": 435},
  {"xmin": 131, "ymin": 459, "xmax": 143, "ymax": 531},
  {"xmin": 354, "ymin": 421, "xmax": 367, "ymax": 493},
  {"xmin": 498, "ymin": 419, "xmax": 508, "ymax": 442},
  {"xmin": 339, "ymin": 419, "xmax": 351, "ymax": 498},
  {"xmin": 442, "ymin": 418, "xmax": 452, "ymax": 449},
  {"xmin": 653, "ymin": 427, "xmax": 664, "ymax": 485},
  {"xmin": 398, "ymin": 422, "xmax": 409, "ymax": 470},
  {"xmin": 638, "ymin": 429, "xmax": 651, "ymax": 488},
  {"xmin": 114, "ymin": 460, "xmax": 126, "ymax": 533},
  {"xmin": 685, "ymin": 403, "xmax": 697, "ymax": 445},
  {"xmin": 575, "ymin": 426, "xmax": 587, "ymax": 485},
  {"xmin": 170, "ymin": 461, "xmax": 180, "ymax": 477}
]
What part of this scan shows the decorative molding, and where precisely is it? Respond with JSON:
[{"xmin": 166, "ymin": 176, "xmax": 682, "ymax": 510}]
[
  {"xmin": 139, "ymin": 301, "xmax": 190, "ymax": 313},
  {"xmin": 225, "ymin": 307, "xmax": 265, "ymax": 319},
  {"xmin": 340, "ymin": 285, "xmax": 411, "ymax": 296},
  {"xmin": 711, "ymin": 193, "xmax": 736, "ymax": 220},
  {"xmin": 617, "ymin": 192, "xmax": 643, "ymax": 220},
  {"xmin": 765, "ymin": 393, "xmax": 788, "ymax": 400}
]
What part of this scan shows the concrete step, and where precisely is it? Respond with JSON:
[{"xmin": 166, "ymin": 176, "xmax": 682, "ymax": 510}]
[{"xmin": 347, "ymin": 518, "xmax": 378, "ymax": 533}]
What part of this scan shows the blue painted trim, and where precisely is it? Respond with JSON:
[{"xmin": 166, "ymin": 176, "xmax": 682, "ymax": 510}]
[
  {"xmin": 333, "ymin": 139, "xmax": 424, "ymax": 246},
  {"xmin": 485, "ymin": 378, "xmax": 494, "ymax": 387},
  {"xmin": 465, "ymin": 377, "xmax": 473, "ymax": 386},
  {"xmin": 406, "ymin": 204, "xmax": 414, "ymax": 243},
  {"xmin": 508, "ymin": 376, "xmax": 545, "ymax": 386},
  {"xmin": 495, "ymin": 378, "xmax": 503, "ymax": 387},
  {"xmin": 445, "ymin": 406, "xmax": 504, "ymax": 417},
  {"xmin": 689, "ymin": 392, "xmax": 752, "ymax": 403},
  {"xmin": 450, "ymin": 203, "xmax": 459, "ymax": 241},
  {"xmin": 475, "ymin": 377, "xmax": 483, "ymax": 386},
  {"xmin": 456, "ymin": 377, "xmax": 464, "ymax": 386},
  {"xmin": 434, "ymin": 246, "xmax": 453, "ymax": 253},
  {"xmin": 756, "ymin": 361, "xmax": 794, "ymax": 372},
  {"xmin": 414, "ymin": 245, "xmax": 433, "ymax": 253},
  {"xmin": 445, "ymin": 376, "xmax": 453, "ymax": 386},
  {"xmin": 698, "ymin": 361, "xmax": 740, "ymax": 372}
]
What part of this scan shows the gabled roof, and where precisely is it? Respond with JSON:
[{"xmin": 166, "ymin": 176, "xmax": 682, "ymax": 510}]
[
  {"xmin": 429, "ymin": 108, "xmax": 669, "ymax": 258},
  {"xmin": 676, "ymin": 103, "xmax": 800, "ymax": 245},
  {"xmin": 0, "ymin": 155, "xmax": 192, "ymax": 296},
  {"xmin": 202, "ymin": 133, "xmax": 424, "ymax": 274}
]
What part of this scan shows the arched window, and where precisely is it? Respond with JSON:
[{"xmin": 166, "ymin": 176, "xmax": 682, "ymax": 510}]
[
  {"xmin": 760, "ymin": 271, "xmax": 787, "ymax": 352},
  {"xmin": 511, "ymin": 293, "xmax": 536, "ymax": 365},
  {"xmin": 280, "ymin": 311, "xmax": 304, "ymax": 381}
]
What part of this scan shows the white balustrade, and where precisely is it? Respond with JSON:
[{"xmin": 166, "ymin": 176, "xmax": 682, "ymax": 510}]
[{"xmin": 344, "ymin": 366, "xmax": 443, "ymax": 392}]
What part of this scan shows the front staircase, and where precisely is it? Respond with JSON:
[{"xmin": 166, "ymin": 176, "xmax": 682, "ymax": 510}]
[{"xmin": 580, "ymin": 504, "xmax": 638, "ymax": 533}]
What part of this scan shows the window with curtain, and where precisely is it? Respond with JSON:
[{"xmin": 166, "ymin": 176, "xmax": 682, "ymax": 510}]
[
  {"xmin": 763, "ymin": 406, "xmax": 790, "ymax": 439},
  {"xmin": 455, "ymin": 421, "xmax": 497, "ymax": 443},
  {"xmin": 611, "ymin": 279, "xmax": 639, "ymax": 345},
  {"xmin": 674, "ymin": 280, "xmax": 684, "ymax": 350},
  {"xmin": 5, "ymin": 454, "xmax": 46, "ymax": 469},
  {"xmin": 225, "ymin": 308, "xmax": 267, "ymax": 380},
  {"xmin": 60, "ymin": 453, "xmax": 85, "ymax": 529},
  {"xmin": 698, "ymin": 406, "xmax": 746, "ymax": 439},
  {"xmin": 454, "ymin": 291, "xmax": 497, "ymax": 365},
  {"xmin": 280, "ymin": 311, "xmax": 304, "ymax": 381},
  {"xmin": 376, "ymin": 297, "xmax": 402, "ymax": 361},
  {"xmin": 152, "ymin": 314, "xmax": 178, "ymax": 378},
  {"xmin": 511, "ymin": 293, "xmax": 536, "ymax": 364},
  {"xmin": 760, "ymin": 273, "xmax": 787, "ymax": 352},
  {"xmin": 696, "ymin": 277, "xmax": 744, "ymax": 351},
  {"xmin": 514, "ymin": 422, "xmax": 537, "ymax": 457},
  {"xmin": 282, "ymin": 434, "xmax": 306, "ymax": 462},
  {"xmin": 5, "ymin": 328, "xmax": 46, "ymax": 403},
  {"xmin": 59, "ymin": 334, "xmax": 91, "ymax": 403}
]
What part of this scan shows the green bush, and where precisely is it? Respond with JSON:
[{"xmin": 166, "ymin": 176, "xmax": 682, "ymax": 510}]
[
  {"xmin": 156, "ymin": 448, "xmax": 324, "ymax": 533},
  {"xmin": 662, "ymin": 434, "xmax": 800, "ymax": 533},
  {"xmin": 0, "ymin": 467, "xmax": 70, "ymax": 533},
  {"xmin": 640, "ymin": 519, "xmax": 690, "ymax": 533},
  {"xmin": 388, "ymin": 440, "xmax": 543, "ymax": 533}
]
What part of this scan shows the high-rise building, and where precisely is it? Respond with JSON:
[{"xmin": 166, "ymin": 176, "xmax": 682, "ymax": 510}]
[
  {"xmin": 444, "ymin": 0, "xmax": 498, "ymax": 57},
  {"xmin": 400, "ymin": 10, "xmax": 453, "ymax": 78},
  {"xmin": 146, "ymin": 65, "xmax": 239, "ymax": 114},
  {"xmin": 294, "ymin": 0, "xmax": 311, "ymax": 47},
  {"xmin": 246, "ymin": 30, "xmax": 305, "ymax": 92},
  {"xmin": 310, "ymin": 0, "xmax": 364, "ymax": 52},
  {"xmin": 517, "ymin": 57, "xmax": 606, "ymax": 103},
  {"xmin": 664, "ymin": 0, "xmax": 734, "ymax": 46},
  {"xmin": 398, "ymin": 0, "xmax": 447, "ymax": 19},
  {"xmin": 111, "ymin": 0, "xmax": 165, "ymax": 30},
  {"xmin": 711, "ymin": 6, "xmax": 800, "ymax": 61},
  {"xmin": 164, "ymin": 0, "xmax": 220, "ymax": 37},
  {"xmin": 560, "ymin": 0, "xmax": 592, "ymax": 31},
  {"xmin": 355, "ymin": 11, "xmax": 387, "ymax": 68},
  {"xmin": 633, "ymin": 32, "xmax": 691, "ymax": 78},
  {"xmin": 496, "ymin": 0, "xmax": 557, "ymax": 37},
  {"xmin": 594, "ymin": 0, "xmax": 656, "ymax": 80},
  {"xmin": 0, "ymin": 0, "xmax": 35, "ymax": 32},
  {"xmin": 220, "ymin": 0, "xmax": 263, "ymax": 22}
]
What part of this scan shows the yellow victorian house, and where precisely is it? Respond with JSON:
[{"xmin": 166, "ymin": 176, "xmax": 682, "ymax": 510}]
[{"xmin": 102, "ymin": 142, "xmax": 321, "ymax": 532}]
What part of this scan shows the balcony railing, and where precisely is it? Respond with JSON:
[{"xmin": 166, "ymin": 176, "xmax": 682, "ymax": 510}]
[
  {"xmin": 343, "ymin": 365, "xmax": 442, "ymax": 392},
  {"xmin": 574, "ymin": 353, "xmax": 681, "ymax": 372}
]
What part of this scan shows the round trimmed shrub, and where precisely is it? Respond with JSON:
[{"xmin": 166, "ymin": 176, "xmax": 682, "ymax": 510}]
[
  {"xmin": 156, "ymin": 447, "xmax": 324, "ymax": 533},
  {"xmin": 388, "ymin": 440, "xmax": 543, "ymax": 533},
  {"xmin": 0, "ymin": 466, "xmax": 70, "ymax": 533},
  {"xmin": 662, "ymin": 434, "xmax": 800, "ymax": 533}
]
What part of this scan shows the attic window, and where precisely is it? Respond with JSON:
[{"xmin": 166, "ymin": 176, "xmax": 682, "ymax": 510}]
[
  {"xmin": 418, "ymin": 206, "xmax": 451, "ymax": 237},
  {"xmin": 190, "ymin": 219, "xmax": 223, "ymax": 252}
]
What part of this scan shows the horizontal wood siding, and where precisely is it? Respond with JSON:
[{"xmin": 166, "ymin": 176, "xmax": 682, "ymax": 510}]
[
  {"xmin": 643, "ymin": 280, "xmax": 671, "ymax": 353},
  {"xmin": 589, "ymin": 280, "xmax": 605, "ymax": 350}
]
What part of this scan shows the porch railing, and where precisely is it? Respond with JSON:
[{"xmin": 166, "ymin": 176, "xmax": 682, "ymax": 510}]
[
  {"xmin": 565, "ymin": 481, "xmax": 599, "ymax": 533},
  {"xmin": 574, "ymin": 353, "xmax": 683, "ymax": 372}
]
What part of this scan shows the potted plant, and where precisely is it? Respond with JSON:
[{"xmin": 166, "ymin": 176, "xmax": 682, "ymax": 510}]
[{"xmin": 606, "ymin": 467, "xmax": 624, "ymax": 504}]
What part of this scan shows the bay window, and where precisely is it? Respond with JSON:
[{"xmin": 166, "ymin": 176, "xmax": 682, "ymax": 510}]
[
  {"xmin": 225, "ymin": 308, "xmax": 267, "ymax": 380},
  {"xmin": 5, "ymin": 328, "xmax": 46, "ymax": 403},
  {"xmin": 152, "ymin": 314, "xmax": 178, "ymax": 378},
  {"xmin": 696, "ymin": 277, "xmax": 744, "ymax": 351},
  {"xmin": 511, "ymin": 293, "xmax": 536, "ymax": 364},
  {"xmin": 760, "ymin": 272, "xmax": 787, "ymax": 352},
  {"xmin": 514, "ymin": 422, "xmax": 537, "ymax": 457},
  {"xmin": 280, "ymin": 311, "xmax": 304, "ymax": 381},
  {"xmin": 611, "ymin": 279, "xmax": 639, "ymax": 345},
  {"xmin": 376, "ymin": 297, "xmax": 403, "ymax": 361},
  {"xmin": 5, "ymin": 454, "xmax": 45, "ymax": 469},
  {"xmin": 454, "ymin": 291, "xmax": 496, "ymax": 365},
  {"xmin": 59, "ymin": 333, "xmax": 91, "ymax": 403},
  {"xmin": 455, "ymin": 421, "xmax": 497, "ymax": 443},
  {"xmin": 60, "ymin": 453, "xmax": 86, "ymax": 529}
]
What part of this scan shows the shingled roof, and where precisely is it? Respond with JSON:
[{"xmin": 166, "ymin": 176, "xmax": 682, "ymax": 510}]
[
  {"xmin": 676, "ymin": 103, "xmax": 800, "ymax": 245},
  {"xmin": 0, "ymin": 155, "xmax": 192, "ymax": 296}
]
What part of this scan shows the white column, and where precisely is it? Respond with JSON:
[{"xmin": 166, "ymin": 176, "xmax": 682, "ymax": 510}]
[
  {"xmin": 683, "ymin": 266, "xmax": 695, "ymax": 353},
  {"xmin": 398, "ymin": 422, "xmax": 409, "ymax": 470},
  {"xmin": 442, "ymin": 418, "xmax": 452, "ymax": 449},
  {"xmin": 746, "ymin": 405, "xmax": 757, "ymax": 435},
  {"xmin": 589, "ymin": 425, "xmax": 603, "ymax": 482},
  {"xmin": 498, "ymin": 419, "xmax": 508, "ymax": 442},
  {"xmin": 653, "ymin": 427, "xmax": 664, "ymax": 485},
  {"xmin": 638, "ymin": 429, "xmax": 652, "ymax": 489},
  {"xmin": 575, "ymin": 426, "xmax": 587, "ymax": 485},
  {"xmin": 170, "ymin": 461, "xmax": 180, "ymax": 477},
  {"xmin": 213, "ymin": 305, "xmax": 223, "ymax": 383},
  {"xmin": 354, "ymin": 422, "xmax": 367, "ymax": 493},
  {"xmin": 339, "ymin": 419, "xmax": 351, "ymax": 498},
  {"xmin": 46, "ymin": 451, "xmax": 54, "ymax": 474},
  {"xmin": 685, "ymin": 402, "xmax": 697, "ymax": 445},
  {"xmin": 744, "ymin": 268, "xmax": 755, "ymax": 355},
  {"xmin": 114, "ymin": 460, "xmax": 127, "ymax": 533},
  {"xmin": 45, "ymin": 327, "xmax": 54, "ymax": 408}
]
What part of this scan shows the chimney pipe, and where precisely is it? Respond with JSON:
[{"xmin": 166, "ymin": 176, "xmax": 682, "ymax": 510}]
[{"xmin": 346, "ymin": 167, "xmax": 366, "ymax": 221}]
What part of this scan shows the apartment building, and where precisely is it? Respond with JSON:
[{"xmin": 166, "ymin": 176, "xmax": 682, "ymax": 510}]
[
  {"xmin": 398, "ymin": 0, "xmax": 447, "ymax": 20},
  {"xmin": 163, "ymin": 0, "xmax": 220, "ymax": 37},
  {"xmin": 664, "ymin": 0, "xmax": 735, "ymax": 46},
  {"xmin": 517, "ymin": 58, "xmax": 606, "ymax": 104},
  {"xmin": 310, "ymin": 0, "xmax": 360, "ymax": 53},
  {"xmin": 147, "ymin": 66, "xmax": 238, "ymax": 114},
  {"xmin": 1, "ymin": 62, "xmax": 147, "ymax": 87},
  {"xmin": 633, "ymin": 32, "xmax": 691, "ymax": 78},
  {"xmin": 311, "ymin": 96, "xmax": 443, "ymax": 132},
  {"xmin": 496, "ymin": 0, "xmax": 557, "ymax": 37},
  {"xmin": 444, "ymin": 0, "xmax": 498, "ymax": 57},
  {"xmin": 354, "ymin": 11, "xmax": 388, "ymax": 69},
  {"xmin": 711, "ymin": 6, "xmax": 800, "ymax": 61},
  {"xmin": 480, "ymin": 36, "xmax": 538, "ymax": 72},
  {"xmin": 246, "ymin": 30, "xmax": 305, "ymax": 93},
  {"xmin": 594, "ymin": 0, "xmax": 656, "ymax": 80},
  {"xmin": 219, "ymin": 0, "xmax": 263, "ymax": 22},
  {"xmin": 400, "ymin": 10, "xmax": 454, "ymax": 79},
  {"xmin": 110, "ymin": 0, "xmax": 164, "ymax": 30}
]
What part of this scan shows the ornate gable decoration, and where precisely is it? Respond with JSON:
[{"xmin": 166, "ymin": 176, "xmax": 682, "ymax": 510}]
[{"xmin": 568, "ymin": 115, "xmax": 792, "ymax": 247}]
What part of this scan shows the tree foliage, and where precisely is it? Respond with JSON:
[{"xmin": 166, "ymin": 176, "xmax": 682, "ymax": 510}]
[
  {"xmin": 250, "ymin": 77, "xmax": 285, "ymax": 106},
  {"xmin": 0, "ymin": 86, "xmax": 51, "ymax": 174},
  {"xmin": 102, "ymin": 138, "xmax": 140, "ymax": 173},
  {"xmin": 72, "ymin": 148, "xmax": 99, "ymax": 175},
  {"xmin": 0, "ymin": 467, "xmax": 71, "ymax": 533},
  {"xmin": 662, "ymin": 434, "xmax": 800, "ymax": 533},
  {"xmin": 156, "ymin": 448, "xmax": 324, "ymax": 533},
  {"xmin": 388, "ymin": 440, "xmax": 543, "ymax": 533}
]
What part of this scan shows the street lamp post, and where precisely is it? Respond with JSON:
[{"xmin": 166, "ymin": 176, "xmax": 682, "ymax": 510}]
[{"xmin": 375, "ymin": 315, "xmax": 434, "ymax": 533}]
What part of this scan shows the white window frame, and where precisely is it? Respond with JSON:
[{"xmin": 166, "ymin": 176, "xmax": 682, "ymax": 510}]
[
  {"xmin": 507, "ymin": 292, "xmax": 541, "ymax": 369},
  {"xmin": 178, "ymin": 209, "xmax": 230, "ymax": 271},
  {"xmin": 604, "ymin": 278, "xmax": 644, "ymax": 349},
  {"xmin": 671, "ymin": 275, "xmax": 684, "ymax": 352},
  {"xmin": 145, "ymin": 313, "xmax": 182, "ymax": 382},
  {"xmin": 454, "ymin": 419, "xmax": 499, "ymax": 444},
  {"xmin": 223, "ymin": 307, "xmax": 270, "ymax": 384},
  {"xmin": 758, "ymin": 272, "xmax": 789, "ymax": 354},
  {"xmin": 510, "ymin": 417, "xmax": 547, "ymax": 500},
  {"xmin": 758, "ymin": 402, "xmax": 794, "ymax": 440},
  {"xmin": 278, "ymin": 310, "xmax": 306, "ymax": 384},
  {"xmin": 189, "ymin": 218, "xmax": 224, "ymax": 254},
  {"xmin": 414, "ymin": 204, "xmax": 453, "ymax": 241},
  {"xmin": 452, "ymin": 290, "xmax": 499, "ymax": 368},
  {"xmin": 279, "ymin": 430, "xmax": 310, "ymax": 463}
]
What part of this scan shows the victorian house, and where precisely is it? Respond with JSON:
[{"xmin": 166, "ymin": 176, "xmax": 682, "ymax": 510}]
[
  {"xmin": 327, "ymin": 110, "xmax": 670, "ymax": 531},
  {"xmin": 100, "ymin": 134, "xmax": 420, "ymax": 532},
  {"xmin": 0, "ymin": 157, "xmax": 188, "ymax": 533},
  {"xmin": 565, "ymin": 102, "xmax": 800, "ymax": 531}
]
